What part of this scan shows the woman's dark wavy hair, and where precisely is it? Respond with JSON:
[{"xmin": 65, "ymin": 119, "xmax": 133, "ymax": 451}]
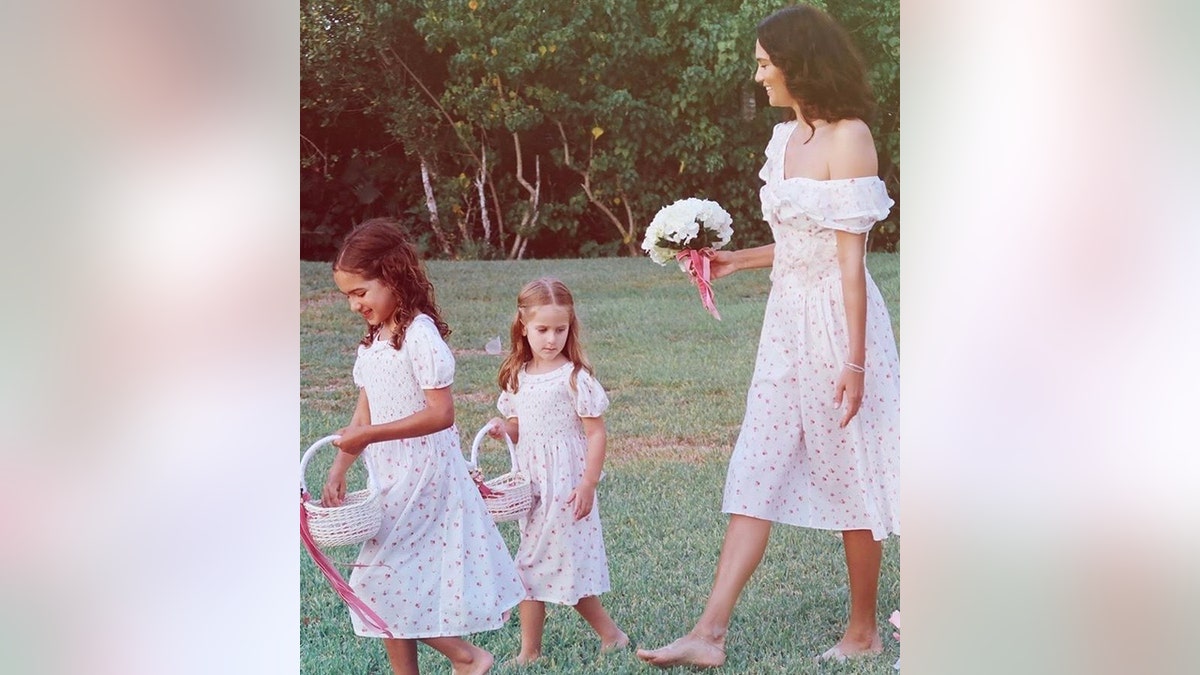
[
  {"xmin": 757, "ymin": 4, "xmax": 875, "ymax": 140},
  {"xmin": 332, "ymin": 218, "xmax": 451, "ymax": 350}
]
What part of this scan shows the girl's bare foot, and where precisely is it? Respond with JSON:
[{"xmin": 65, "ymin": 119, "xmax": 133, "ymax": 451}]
[
  {"xmin": 815, "ymin": 633, "xmax": 883, "ymax": 663},
  {"xmin": 635, "ymin": 633, "xmax": 726, "ymax": 669},
  {"xmin": 450, "ymin": 645, "xmax": 494, "ymax": 675},
  {"xmin": 507, "ymin": 650, "xmax": 541, "ymax": 667},
  {"xmin": 600, "ymin": 630, "xmax": 630, "ymax": 652}
]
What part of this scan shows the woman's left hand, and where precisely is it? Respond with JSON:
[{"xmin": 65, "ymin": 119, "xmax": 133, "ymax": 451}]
[
  {"xmin": 833, "ymin": 367, "xmax": 865, "ymax": 428},
  {"xmin": 566, "ymin": 481, "xmax": 597, "ymax": 521},
  {"xmin": 332, "ymin": 424, "xmax": 374, "ymax": 455}
]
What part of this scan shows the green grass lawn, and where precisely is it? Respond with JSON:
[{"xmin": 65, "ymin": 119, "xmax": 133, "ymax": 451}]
[{"xmin": 301, "ymin": 254, "xmax": 900, "ymax": 674}]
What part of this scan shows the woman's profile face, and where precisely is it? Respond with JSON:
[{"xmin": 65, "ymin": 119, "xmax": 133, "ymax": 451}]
[{"xmin": 753, "ymin": 40, "xmax": 796, "ymax": 108}]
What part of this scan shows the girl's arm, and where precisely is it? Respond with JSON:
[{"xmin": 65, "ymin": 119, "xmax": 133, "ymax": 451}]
[
  {"xmin": 322, "ymin": 388, "xmax": 371, "ymax": 506},
  {"xmin": 829, "ymin": 120, "xmax": 878, "ymax": 428},
  {"xmin": 708, "ymin": 244, "xmax": 775, "ymax": 280},
  {"xmin": 334, "ymin": 386, "xmax": 455, "ymax": 456},
  {"xmin": 566, "ymin": 416, "xmax": 606, "ymax": 521}
]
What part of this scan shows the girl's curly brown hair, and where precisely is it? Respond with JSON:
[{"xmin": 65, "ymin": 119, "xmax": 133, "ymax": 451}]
[
  {"xmin": 332, "ymin": 218, "xmax": 451, "ymax": 350},
  {"xmin": 757, "ymin": 4, "xmax": 875, "ymax": 141}
]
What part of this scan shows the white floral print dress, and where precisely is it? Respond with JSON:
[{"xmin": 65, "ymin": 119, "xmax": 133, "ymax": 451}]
[
  {"xmin": 497, "ymin": 363, "xmax": 612, "ymax": 605},
  {"xmin": 721, "ymin": 121, "xmax": 901, "ymax": 541},
  {"xmin": 347, "ymin": 314, "xmax": 524, "ymax": 638}
]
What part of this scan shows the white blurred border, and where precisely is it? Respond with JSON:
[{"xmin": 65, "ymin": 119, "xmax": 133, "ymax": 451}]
[
  {"xmin": 1, "ymin": 1, "xmax": 298, "ymax": 673},
  {"xmin": 903, "ymin": 0, "xmax": 1200, "ymax": 672}
]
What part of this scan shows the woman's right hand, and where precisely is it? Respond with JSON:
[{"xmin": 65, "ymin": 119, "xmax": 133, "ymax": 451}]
[
  {"xmin": 705, "ymin": 249, "xmax": 738, "ymax": 279},
  {"xmin": 321, "ymin": 470, "xmax": 347, "ymax": 507}
]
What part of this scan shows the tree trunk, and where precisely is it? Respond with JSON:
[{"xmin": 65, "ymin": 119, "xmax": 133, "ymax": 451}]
[
  {"xmin": 419, "ymin": 155, "xmax": 452, "ymax": 257},
  {"xmin": 510, "ymin": 132, "xmax": 542, "ymax": 260},
  {"xmin": 455, "ymin": 192, "xmax": 474, "ymax": 245},
  {"xmin": 485, "ymin": 160, "xmax": 506, "ymax": 254},
  {"xmin": 508, "ymin": 234, "xmax": 526, "ymax": 260},
  {"xmin": 475, "ymin": 148, "xmax": 492, "ymax": 246}
]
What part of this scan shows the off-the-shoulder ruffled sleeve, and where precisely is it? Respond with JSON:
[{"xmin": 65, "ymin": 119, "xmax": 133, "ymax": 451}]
[
  {"xmin": 571, "ymin": 369, "xmax": 610, "ymax": 418},
  {"xmin": 405, "ymin": 314, "xmax": 455, "ymax": 389},
  {"xmin": 812, "ymin": 178, "xmax": 894, "ymax": 234},
  {"xmin": 496, "ymin": 388, "xmax": 517, "ymax": 419},
  {"xmin": 766, "ymin": 177, "xmax": 894, "ymax": 234}
]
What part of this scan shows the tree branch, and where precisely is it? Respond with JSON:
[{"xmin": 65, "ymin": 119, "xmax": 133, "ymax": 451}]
[
  {"xmin": 554, "ymin": 119, "xmax": 635, "ymax": 252},
  {"xmin": 300, "ymin": 133, "xmax": 328, "ymax": 176},
  {"xmin": 381, "ymin": 46, "xmax": 480, "ymax": 165}
]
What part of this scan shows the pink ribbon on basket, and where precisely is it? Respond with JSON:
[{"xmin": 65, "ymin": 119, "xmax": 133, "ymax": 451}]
[
  {"xmin": 300, "ymin": 497, "xmax": 393, "ymax": 638},
  {"xmin": 677, "ymin": 248, "xmax": 721, "ymax": 320},
  {"xmin": 469, "ymin": 467, "xmax": 504, "ymax": 499}
]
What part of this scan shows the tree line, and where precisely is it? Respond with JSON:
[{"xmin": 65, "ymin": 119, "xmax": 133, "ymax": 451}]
[{"xmin": 301, "ymin": 0, "xmax": 899, "ymax": 261}]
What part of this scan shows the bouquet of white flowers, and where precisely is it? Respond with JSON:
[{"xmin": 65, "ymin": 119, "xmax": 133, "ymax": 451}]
[{"xmin": 641, "ymin": 198, "xmax": 734, "ymax": 320}]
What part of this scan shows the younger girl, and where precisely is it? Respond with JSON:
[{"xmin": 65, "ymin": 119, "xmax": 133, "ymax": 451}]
[
  {"xmin": 487, "ymin": 277, "xmax": 628, "ymax": 665},
  {"xmin": 322, "ymin": 218, "xmax": 525, "ymax": 675}
]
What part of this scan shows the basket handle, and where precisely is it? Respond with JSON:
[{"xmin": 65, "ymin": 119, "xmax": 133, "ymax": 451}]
[
  {"xmin": 299, "ymin": 434, "xmax": 379, "ymax": 496},
  {"xmin": 468, "ymin": 423, "xmax": 520, "ymax": 473}
]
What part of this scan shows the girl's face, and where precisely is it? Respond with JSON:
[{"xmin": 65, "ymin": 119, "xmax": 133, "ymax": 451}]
[
  {"xmin": 754, "ymin": 41, "xmax": 797, "ymax": 108},
  {"xmin": 333, "ymin": 269, "xmax": 399, "ymax": 328},
  {"xmin": 522, "ymin": 303, "xmax": 571, "ymax": 365}
]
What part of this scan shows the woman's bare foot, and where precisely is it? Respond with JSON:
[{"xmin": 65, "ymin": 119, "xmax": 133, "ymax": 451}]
[
  {"xmin": 450, "ymin": 645, "xmax": 494, "ymax": 675},
  {"xmin": 636, "ymin": 633, "xmax": 726, "ymax": 669},
  {"xmin": 815, "ymin": 633, "xmax": 883, "ymax": 663},
  {"xmin": 600, "ymin": 630, "xmax": 630, "ymax": 652},
  {"xmin": 506, "ymin": 650, "xmax": 541, "ymax": 667}
]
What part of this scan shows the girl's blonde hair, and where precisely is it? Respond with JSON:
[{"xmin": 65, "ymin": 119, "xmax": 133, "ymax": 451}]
[
  {"xmin": 333, "ymin": 218, "xmax": 451, "ymax": 349},
  {"xmin": 497, "ymin": 278, "xmax": 593, "ymax": 393}
]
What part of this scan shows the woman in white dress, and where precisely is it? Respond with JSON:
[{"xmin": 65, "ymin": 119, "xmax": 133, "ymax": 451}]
[{"xmin": 637, "ymin": 4, "xmax": 900, "ymax": 668}]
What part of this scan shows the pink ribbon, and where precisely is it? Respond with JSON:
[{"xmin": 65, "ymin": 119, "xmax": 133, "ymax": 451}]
[
  {"xmin": 300, "ymin": 496, "xmax": 394, "ymax": 638},
  {"xmin": 469, "ymin": 468, "xmax": 505, "ymax": 498},
  {"xmin": 677, "ymin": 249, "xmax": 721, "ymax": 320}
]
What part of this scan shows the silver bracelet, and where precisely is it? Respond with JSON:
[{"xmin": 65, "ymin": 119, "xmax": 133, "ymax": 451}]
[{"xmin": 843, "ymin": 361, "xmax": 865, "ymax": 373}]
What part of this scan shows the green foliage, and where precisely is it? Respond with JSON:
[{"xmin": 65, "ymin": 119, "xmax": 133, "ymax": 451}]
[{"xmin": 301, "ymin": 1, "xmax": 901, "ymax": 260}]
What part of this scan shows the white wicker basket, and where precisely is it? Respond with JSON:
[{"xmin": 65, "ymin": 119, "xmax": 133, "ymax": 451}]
[
  {"xmin": 467, "ymin": 424, "xmax": 533, "ymax": 523},
  {"xmin": 300, "ymin": 434, "xmax": 383, "ymax": 547}
]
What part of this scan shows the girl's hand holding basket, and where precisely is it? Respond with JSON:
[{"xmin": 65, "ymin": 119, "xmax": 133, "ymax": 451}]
[
  {"xmin": 330, "ymin": 424, "xmax": 373, "ymax": 456},
  {"xmin": 485, "ymin": 419, "xmax": 503, "ymax": 439},
  {"xmin": 468, "ymin": 422, "xmax": 533, "ymax": 523},
  {"xmin": 320, "ymin": 443, "xmax": 360, "ymax": 507},
  {"xmin": 485, "ymin": 417, "xmax": 514, "ymax": 441},
  {"xmin": 321, "ymin": 471, "xmax": 348, "ymax": 507},
  {"xmin": 301, "ymin": 435, "xmax": 383, "ymax": 547},
  {"xmin": 321, "ymin": 425, "xmax": 375, "ymax": 506}
]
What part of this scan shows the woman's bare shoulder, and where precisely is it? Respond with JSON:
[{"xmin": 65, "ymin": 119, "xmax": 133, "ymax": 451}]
[{"xmin": 827, "ymin": 119, "xmax": 877, "ymax": 178}]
